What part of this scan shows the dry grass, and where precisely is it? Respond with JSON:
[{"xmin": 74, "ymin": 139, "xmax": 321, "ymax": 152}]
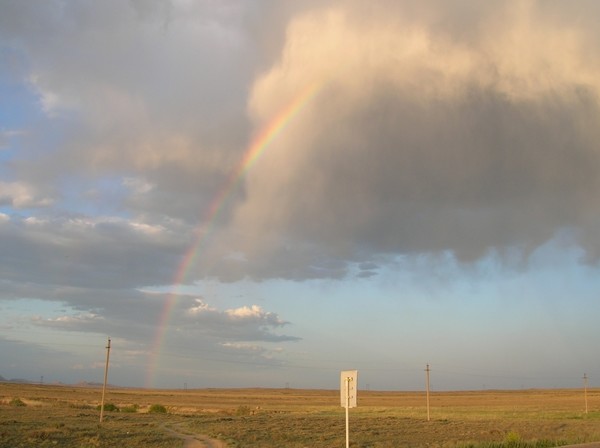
[{"xmin": 1, "ymin": 383, "xmax": 599, "ymax": 447}]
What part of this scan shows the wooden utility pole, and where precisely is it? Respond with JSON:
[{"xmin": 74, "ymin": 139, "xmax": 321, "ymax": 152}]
[
  {"xmin": 425, "ymin": 364, "xmax": 431, "ymax": 421},
  {"xmin": 99, "ymin": 338, "xmax": 111, "ymax": 423},
  {"xmin": 583, "ymin": 373, "xmax": 589, "ymax": 415}
]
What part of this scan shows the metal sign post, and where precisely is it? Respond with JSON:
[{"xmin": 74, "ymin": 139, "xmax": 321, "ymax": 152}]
[{"xmin": 340, "ymin": 370, "xmax": 358, "ymax": 448}]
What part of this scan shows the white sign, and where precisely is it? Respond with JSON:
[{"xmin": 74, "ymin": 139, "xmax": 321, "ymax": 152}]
[{"xmin": 340, "ymin": 370, "xmax": 358, "ymax": 408}]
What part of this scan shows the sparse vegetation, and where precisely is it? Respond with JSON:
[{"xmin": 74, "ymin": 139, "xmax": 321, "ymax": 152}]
[
  {"xmin": 0, "ymin": 383, "xmax": 598, "ymax": 447},
  {"xmin": 96, "ymin": 402, "xmax": 119, "ymax": 412},
  {"xmin": 148, "ymin": 403, "xmax": 167, "ymax": 414},
  {"xmin": 460, "ymin": 431, "xmax": 565, "ymax": 448},
  {"xmin": 121, "ymin": 403, "xmax": 139, "ymax": 413},
  {"xmin": 235, "ymin": 405, "xmax": 251, "ymax": 416},
  {"xmin": 460, "ymin": 441, "xmax": 566, "ymax": 448},
  {"xmin": 504, "ymin": 430, "xmax": 522, "ymax": 444},
  {"xmin": 9, "ymin": 397, "xmax": 26, "ymax": 407}
]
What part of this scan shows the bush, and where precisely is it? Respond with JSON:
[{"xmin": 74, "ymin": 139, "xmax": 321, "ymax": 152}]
[
  {"xmin": 10, "ymin": 398, "xmax": 26, "ymax": 407},
  {"xmin": 96, "ymin": 403, "xmax": 119, "ymax": 412},
  {"xmin": 236, "ymin": 405, "xmax": 251, "ymax": 416},
  {"xmin": 504, "ymin": 431, "xmax": 522, "ymax": 445},
  {"xmin": 148, "ymin": 404, "xmax": 167, "ymax": 414}
]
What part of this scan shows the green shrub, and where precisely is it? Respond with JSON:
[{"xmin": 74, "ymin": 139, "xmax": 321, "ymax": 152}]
[
  {"xmin": 148, "ymin": 403, "xmax": 167, "ymax": 414},
  {"xmin": 504, "ymin": 431, "xmax": 522, "ymax": 444},
  {"xmin": 236, "ymin": 405, "xmax": 251, "ymax": 416},
  {"xmin": 9, "ymin": 398, "xmax": 26, "ymax": 407},
  {"xmin": 96, "ymin": 403, "xmax": 119, "ymax": 412}
]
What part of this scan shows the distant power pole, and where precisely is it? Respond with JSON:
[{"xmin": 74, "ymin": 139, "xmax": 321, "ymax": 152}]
[
  {"xmin": 583, "ymin": 373, "xmax": 589, "ymax": 415},
  {"xmin": 425, "ymin": 364, "xmax": 431, "ymax": 421},
  {"xmin": 99, "ymin": 338, "xmax": 111, "ymax": 423}
]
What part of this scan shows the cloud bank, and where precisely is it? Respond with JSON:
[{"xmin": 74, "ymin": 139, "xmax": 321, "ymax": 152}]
[
  {"xmin": 2, "ymin": 0, "xmax": 600, "ymax": 385},
  {"xmin": 231, "ymin": 1, "xmax": 600, "ymax": 278},
  {"xmin": 3, "ymin": 1, "xmax": 599, "ymax": 285}
]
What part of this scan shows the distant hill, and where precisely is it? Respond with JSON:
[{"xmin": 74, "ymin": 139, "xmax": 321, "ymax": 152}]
[
  {"xmin": 0, "ymin": 375, "xmax": 112, "ymax": 387},
  {"xmin": 75, "ymin": 381, "xmax": 104, "ymax": 388},
  {"xmin": 0, "ymin": 376, "xmax": 32, "ymax": 384}
]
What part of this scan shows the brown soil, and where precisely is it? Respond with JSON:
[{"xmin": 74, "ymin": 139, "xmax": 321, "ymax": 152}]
[{"xmin": 162, "ymin": 424, "xmax": 227, "ymax": 448}]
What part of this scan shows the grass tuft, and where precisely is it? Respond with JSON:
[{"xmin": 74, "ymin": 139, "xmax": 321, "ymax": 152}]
[
  {"xmin": 235, "ymin": 405, "xmax": 251, "ymax": 416},
  {"xmin": 96, "ymin": 402, "xmax": 119, "ymax": 412},
  {"xmin": 148, "ymin": 403, "xmax": 167, "ymax": 414},
  {"xmin": 121, "ymin": 403, "xmax": 140, "ymax": 413},
  {"xmin": 9, "ymin": 397, "xmax": 26, "ymax": 407},
  {"xmin": 460, "ymin": 440, "xmax": 568, "ymax": 448}
]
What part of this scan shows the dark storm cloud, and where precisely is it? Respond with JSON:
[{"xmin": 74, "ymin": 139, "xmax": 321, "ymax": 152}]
[
  {"xmin": 228, "ymin": 0, "xmax": 600, "ymax": 278},
  {"xmin": 0, "ymin": 214, "xmax": 187, "ymax": 289},
  {"xmin": 2, "ymin": 0, "xmax": 600, "ymax": 285}
]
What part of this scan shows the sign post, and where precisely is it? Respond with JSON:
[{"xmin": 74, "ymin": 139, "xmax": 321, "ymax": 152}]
[{"xmin": 340, "ymin": 370, "xmax": 358, "ymax": 448}]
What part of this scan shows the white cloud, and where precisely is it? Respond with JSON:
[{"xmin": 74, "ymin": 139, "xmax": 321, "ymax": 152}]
[
  {"xmin": 221, "ymin": 342, "xmax": 263, "ymax": 352},
  {"xmin": 29, "ymin": 75, "xmax": 71, "ymax": 116},
  {"xmin": 123, "ymin": 177, "xmax": 154, "ymax": 194},
  {"xmin": 186, "ymin": 300, "xmax": 288, "ymax": 329},
  {"xmin": 226, "ymin": 304, "xmax": 263, "ymax": 319},
  {"xmin": 128, "ymin": 221, "xmax": 165, "ymax": 236},
  {"xmin": 186, "ymin": 299, "xmax": 217, "ymax": 315},
  {"xmin": 0, "ymin": 182, "xmax": 54, "ymax": 209},
  {"xmin": 220, "ymin": 342, "xmax": 286, "ymax": 363},
  {"xmin": 36, "ymin": 313, "xmax": 103, "ymax": 327},
  {"xmin": 226, "ymin": 305, "xmax": 288, "ymax": 326},
  {"xmin": 0, "ymin": 129, "xmax": 26, "ymax": 149}
]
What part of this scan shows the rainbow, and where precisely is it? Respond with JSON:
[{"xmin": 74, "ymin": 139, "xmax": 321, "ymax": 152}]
[{"xmin": 145, "ymin": 81, "xmax": 323, "ymax": 387}]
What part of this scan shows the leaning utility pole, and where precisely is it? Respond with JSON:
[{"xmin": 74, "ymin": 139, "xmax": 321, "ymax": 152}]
[
  {"xmin": 99, "ymin": 338, "xmax": 111, "ymax": 423},
  {"xmin": 425, "ymin": 364, "xmax": 431, "ymax": 421},
  {"xmin": 583, "ymin": 373, "xmax": 589, "ymax": 415}
]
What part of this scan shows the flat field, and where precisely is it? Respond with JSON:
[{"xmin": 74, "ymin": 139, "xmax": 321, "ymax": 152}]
[{"xmin": 1, "ymin": 383, "xmax": 599, "ymax": 447}]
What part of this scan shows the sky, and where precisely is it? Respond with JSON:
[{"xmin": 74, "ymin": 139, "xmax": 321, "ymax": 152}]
[{"xmin": 1, "ymin": 0, "xmax": 600, "ymax": 392}]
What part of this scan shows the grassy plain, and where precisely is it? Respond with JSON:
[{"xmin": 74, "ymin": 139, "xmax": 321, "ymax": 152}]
[{"xmin": 1, "ymin": 382, "xmax": 599, "ymax": 447}]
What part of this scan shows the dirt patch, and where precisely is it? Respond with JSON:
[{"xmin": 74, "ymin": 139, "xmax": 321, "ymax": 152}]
[
  {"xmin": 560, "ymin": 444, "xmax": 600, "ymax": 448},
  {"xmin": 162, "ymin": 423, "xmax": 227, "ymax": 448},
  {"xmin": 21, "ymin": 398, "xmax": 49, "ymax": 407}
]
